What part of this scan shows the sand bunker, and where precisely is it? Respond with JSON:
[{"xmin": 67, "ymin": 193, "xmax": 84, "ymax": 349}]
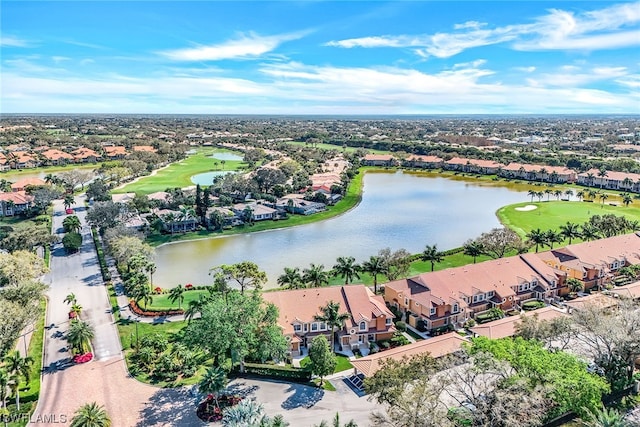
[{"xmin": 515, "ymin": 205, "xmax": 538, "ymax": 212}]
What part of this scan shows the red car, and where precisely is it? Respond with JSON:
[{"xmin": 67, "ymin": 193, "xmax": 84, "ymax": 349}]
[{"xmin": 65, "ymin": 208, "xmax": 74, "ymax": 215}]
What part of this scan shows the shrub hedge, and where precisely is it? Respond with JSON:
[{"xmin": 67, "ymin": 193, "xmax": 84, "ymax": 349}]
[
  {"xmin": 129, "ymin": 300, "xmax": 184, "ymax": 317},
  {"xmin": 239, "ymin": 363, "xmax": 312, "ymax": 382},
  {"xmin": 91, "ymin": 227, "xmax": 111, "ymax": 281}
]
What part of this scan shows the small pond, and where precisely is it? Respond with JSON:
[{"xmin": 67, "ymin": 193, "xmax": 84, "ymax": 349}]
[
  {"xmin": 210, "ymin": 153, "xmax": 243, "ymax": 161},
  {"xmin": 190, "ymin": 171, "xmax": 234, "ymax": 186}
]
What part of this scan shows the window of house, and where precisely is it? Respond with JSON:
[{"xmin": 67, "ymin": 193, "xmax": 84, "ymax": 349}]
[
  {"xmin": 429, "ymin": 308, "xmax": 436, "ymax": 316},
  {"xmin": 404, "ymin": 297, "xmax": 409, "ymax": 306},
  {"xmin": 311, "ymin": 323, "xmax": 318, "ymax": 331},
  {"xmin": 473, "ymin": 295, "xmax": 478, "ymax": 303},
  {"xmin": 488, "ymin": 291, "xmax": 495, "ymax": 297},
  {"xmin": 320, "ymin": 322, "xmax": 326, "ymax": 330},
  {"xmin": 385, "ymin": 318, "xmax": 392, "ymax": 326},
  {"xmin": 453, "ymin": 304, "xmax": 458, "ymax": 313},
  {"xmin": 359, "ymin": 321, "xmax": 367, "ymax": 331},
  {"xmin": 303, "ymin": 324, "xmax": 308, "ymax": 332},
  {"xmin": 293, "ymin": 324, "xmax": 301, "ymax": 332}
]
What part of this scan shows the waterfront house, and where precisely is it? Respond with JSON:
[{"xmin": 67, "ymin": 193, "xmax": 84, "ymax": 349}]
[
  {"xmin": 576, "ymin": 169, "xmax": 640, "ymax": 192},
  {"xmin": 40, "ymin": 149, "xmax": 74, "ymax": 166},
  {"xmin": 232, "ymin": 202, "xmax": 277, "ymax": 221},
  {"xmin": 362, "ymin": 154, "xmax": 398, "ymax": 167},
  {"xmin": 0, "ymin": 191, "xmax": 34, "ymax": 216},
  {"xmin": 404, "ymin": 155, "xmax": 443, "ymax": 169},
  {"xmin": 263, "ymin": 285, "xmax": 396, "ymax": 357},
  {"xmin": 500, "ymin": 163, "xmax": 577, "ymax": 183},
  {"xmin": 155, "ymin": 208, "xmax": 198, "ymax": 233},
  {"xmin": 444, "ymin": 157, "xmax": 503, "ymax": 175},
  {"xmin": 72, "ymin": 147, "xmax": 100, "ymax": 163},
  {"xmin": 8, "ymin": 151, "xmax": 37, "ymax": 169}
]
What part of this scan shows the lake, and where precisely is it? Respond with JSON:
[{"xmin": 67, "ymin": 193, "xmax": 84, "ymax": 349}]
[
  {"xmin": 191, "ymin": 171, "xmax": 234, "ymax": 186},
  {"xmin": 210, "ymin": 152, "xmax": 243, "ymax": 161},
  {"xmin": 154, "ymin": 171, "xmax": 531, "ymax": 288}
]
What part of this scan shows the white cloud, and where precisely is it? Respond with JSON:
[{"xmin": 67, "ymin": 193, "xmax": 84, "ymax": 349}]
[
  {"xmin": 514, "ymin": 66, "xmax": 536, "ymax": 73},
  {"xmin": 159, "ymin": 31, "xmax": 307, "ymax": 61},
  {"xmin": 0, "ymin": 36, "xmax": 30, "ymax": 47},
  {"xmin": 525, "ymin": 65, "xmax": 629, "ymax": 87},
  {"xmin": 326, "ymin": 2, "xmax": 640, "ymax": 57},
  {"xmin": 616, "ymin": 74, "xmax": 640, "ymax": 88}
]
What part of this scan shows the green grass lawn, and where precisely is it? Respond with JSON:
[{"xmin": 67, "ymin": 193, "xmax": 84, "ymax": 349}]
[
  {"xmin": 112, "ymin": 148, "xmax": 246, "ymax": 194},
  {"xmin": 300, "ymin": 354, "xmax": 353, "ymax": 373},
  {"xmin": 146, "ymin": 289, "xmax": 209, "ymax": 311},
  {"xmin": 497, "ymin": 200, "xmax": 640, "ymax": 238},
  {"xmin": 7, "ymin": 299, "xmax": 46, "ymax": 427}
]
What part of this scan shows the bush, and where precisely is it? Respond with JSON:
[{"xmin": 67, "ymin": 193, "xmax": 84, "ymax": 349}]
[
  {"xmin": 416, "ymin": 319, "xmax": 427, "ymax": 332},
  {"xmin": 129, "ymin": 300, "xmax": 184, "ymax": 317},
  {"xmin": 240, "ymin": 363, "xmax": 312, "ymax": 382},
  {"xmin": 522, "ymin": 300, "xmax": 545, "ymax": 311},
  {"xmin": 395, "ymin": 321, "xmax": 407, "ymax": 332},
  {"xmin": 62, "ymin": 232, "xmax": 82, "ymax": 253},
  {"xmin": 91, "ymin": 227, "xmax": 111, "ymax": 281},
  {"xmin": 391, "ymin": 332, "xmax": 410, "ymax": 346}
]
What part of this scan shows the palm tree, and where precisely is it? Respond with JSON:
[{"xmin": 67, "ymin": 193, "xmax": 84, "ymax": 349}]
[
  {"xmin": 4, "ymin": 350, "xmax": 33, "ymax": 412},
  {"xmin": 526, "ymin": 229, "xmax": 547, "ymax": 253},
  {"xmin": 0, "ymin": 368, "xmax": 11, "ymax": 421},
  {"xmin": 63, "ymin": 215, "xmax": 82, "ymax": 233},
  {"xmin": 559, "ymin": 222, "xmax": 581, "ymax": 245},
  {"xmin": 70, "ymin": 402, "xmax": 111, "ymax": 427},
  {"xmin": 421, "ymin": 244, "xmax": 444, "ymax": 272},
  {"xmin": 185, "ymin": 295, "xmax": 207, "ymax": 323},
  {"xmin": 576, "ymin": 190, "xmax": 584, "ymax": 201},
  {"xmin": 131, "ymin": 282, "xmax": 153, "ymax": 310},
  {"xmin": 332, "ymin": 256, "xmax": 361, "ymax": 285},
  {"xmin": 553, "ymin": 189, "xmax": 562, "ymax": 200},
  {"xmin": 277, "ymin": 267, "xmax": 304, "ymax": 289},
  {"xmin": 303, "ymin": 264, "xmax": 329, "ymax": 288},
  {"xmin": 44, "ymin": 173, "xmax": 56, "ymax": 185},
  {"xmin": 567, "ymin": 277, "xmax": 584, "ymax": 295},
  {"xmin": 581, "ymin": 224, "xmax": 600, "ymax": 241},
  {"xmin": 71, "ymin": 303, "xmax": 83, "ymax": 318},
  {"xmin": 463, "ymin": 240, "xmax": 484, "ymax": 263},
  {"xmin": 544, "ymin": 229, "xmax": 563, "ymax": 249},
  {"xmin": 588, "ymin": 189, "xmax": 597, "ymax": 201},
  {"xmin": 599, "ymin": 192, "xmax": 609, "ymax": 206},
  {"xmin": 63, "ymin": 194, "xmax": 75, "ymax": 210},
  {"xmin": 314, "ymin": 301, "xmax": 351, "ymax": 354},
  {"xmin": 544, "ymin": 188, "xmax": 552, "ymax": 201},
  {"xmin": 586, "ymin": 172, "xmax": 595, "ymax": 187},
  {"xmin": 536, "ymin": 191, "xmax": 544, "ymax": 202},
  {"xmin": 622, "ymin": 193, "xmax": 633, "ymax": 207},
  {"xmin": 64, "ymin": 292, "xmax": 77, "ymax": 306},
  {"xmin": 168, "ymin": 286, "xmax": 185, "ymax": 309},
  {"xmin": 597, "ymin": 167, "xmax": 608, "ymax": 189},
  {"xmin": 66, "ymin": 320, "xmax": 95, "ymax": 354},
  {"xmin": 564, "ymin": 189, "xmax": 573, "ymax": 200},
  {"xmin": 527, "ymin": 189, "xmax": 536, "ymax": 203},
  {"xmin": 361, "ymin": 256, "xmax": 386, "ymax": 294},
  {"xmin": 198, "ymin": 366, "xmax": 227, "ymax": 408},
  {"xmin": 621, "ymin": 177, "xmax": 633, "ymax": 191}
]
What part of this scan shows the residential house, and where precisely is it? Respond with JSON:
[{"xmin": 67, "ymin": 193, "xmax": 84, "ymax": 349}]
[
  {"xmin": 155, "ymin": 208, "xmax": 198, "ymax": 233},
  {"xmin": 8, "ymin": 151, "xmax": 37, "ymax": 169},
  {"xmin": 469, "ymin": 306, "xmax": 567, "ymax": 339},
  {"xmin": 404, "ymin": 155, "xmax": 443, "ymax": 169},
  {"xmin": 0, "ymin": 154, "xmax": 9, "ymax": 171},
  {"xmin": 103, "ymin": 146, "xmax": 128, "ymax": 159},
  {"xmin": 384, "ymin": 254, "xmax": 560, "ymax": 331},
  {"xmin": 232, "ymin": 202, "xmax": 277, "ymax": 221},
  {"xmin": 609, "ymin": 281, "xmax": 640, "ymax": 300},
  {"xmin": 576, "ymin": 169, "xmax": 640, "ymax": 192},
  {"xmin": 72, "ymin": 147, "xmax": 100, "ymax": 163},
  {"xmin": 444, "ymin": 157, "xmax": 503, "ymax": 175},
  {"xmin": 274, "ymin": 195, "xmax": 326, "ymax": 215},
  {"xmin": 132, "ymin": 145, "xmax": 158, "ymax": 153},
  {"xmin": 11, "ymin": 177, "xmax": 45, "ymax": 192},
  {"xmin": 500, "ymin": 163, "xmax": 577, "ymax": 183},
  {"xmin": 564, "ymin": 293, "xmax": 619, "ymax": 314},
  {"xmin": 0, "ymin": 191, "xmax": 34, "ymax": 216},
  {"xmin": 262, "ymin": 285, "xmax": 396, "ymax": 356},
  {"xmin": 205, "ymin": 206, "xmax": 239, "ymax": 227},
  {"xmin": 40, "ymin": 149, "xmax": 74, "ymax": 166},
  {"xmin": 536, "ymin": 233, "xmax": 640, "ymax": 291},
  {"xmin": 362, "ymin": 154, "xmax": 397, "ymax": 167},
  {"xmin": 350, "ymin": 333, "xmax": 469, "ymax": 378}
]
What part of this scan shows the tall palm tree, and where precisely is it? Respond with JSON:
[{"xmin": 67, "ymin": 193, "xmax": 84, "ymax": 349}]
[
  {"xmin": 564, "ymin": 189, "xmax": 573, "ymax": 200},
  {"xmin": 361, "ymin": 256, "xmax": 386, "ymax": 294},
  {"xmin": 64, "ymin": 292, "xmax": 77, "ymax": 306},
  {"xmin": 536, "ymin": 191, "xmax": 544, "ymax": 202},
  {"xmin": 586, "ymin": 172, "xmax": 595, "ymax": 187},
  {"xmin": 621, "ymin": 177, "xmax": 633, "ymax": 190},
  {"xmin": 463, "ymin": 240, "xmax": 484, "ymax": 263},
  {"xmin": 185, "ymin": 295, "xmax": 207, "ymax": 323},
  {"xmin": 0, "ymin": 367, "xmax": 11, "ymax": 423},
  {"xmin": 332, "ymin": 256, "xmax": 361, "ymax": 285},
  {"xmin": 559, "ymin": 222, "xmax": 582, "ymax": 244},
  {"xmin": 544, "ymin": 229, "xmax": 564, "ymax": 249},
  {"xmin": 622, "ymin": 193, "xmax": 633, "ymax": 207},
  {"xmin": 526, "ymin": 229, "xmax": 547, "ymax": 253},
  {"xmin": 66, "ymin": 320, "xmax": 95, "ymax": 354},
  {"xmin": 314, "ymin": 301, "xmax": 351, "ymax": 354},
  {"xmin": 277, "ymin": 267, "xmax": 304, "ymax": 289},
  {"xmin": 70, "ymin": 402, "xmax": 111, "ymax": 427},
  {"xmin": 303, "ymin": 264, "xmax": 329, "ymax": 288},
  {"xmin": 63, "ymin": 194, "xmax": 75, "ymax": 210},
  {"xmin": 576, "ymin": 190, "xmax": 584, "ymax": 201},
  {"xmin": 3, "ymin": 350, "xmax": 33, "ymax": 412},
  {"xmin": 599, "ymin": 192, "xmax": 609, "ymax": 206},
  {"xmin": 421, "ymin": 244, "xmax": 444, "ymax": 272},
  {"xmin": 544, "ymin": 188, "xmax": 552, "ymax": 201},
  {"xmin": 168, "ymin": 286, "xmax": 185, "ymax": 309},
  {"xmin": 198, "ymin": 366, "xmax": 227, "ymax": 408},
  {"xmin": 527, "ymin": 190, "xmax": 536, "ymax": 203},
  {"xmin": 597, "ymin": 168, "xmax": 608, "ymax": 189},
  {"xmin": 553, "ymin": 189, "xmax": 562, "ymax": 200},
  {"xmin": 131, "ymin": 282, "xmax": 153, "ymax": 310},
  {"xmin": 588, "ymin": 189, "xmax": 597, "ymax": 201}
]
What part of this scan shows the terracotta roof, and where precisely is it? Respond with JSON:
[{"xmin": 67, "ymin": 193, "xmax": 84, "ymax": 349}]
[
  {"xmin": 406, "ymin": 155, "xmax": 443, "ymax": 163},
  {"xmin": 72, "ymin": 147, "xmax": 100, "ymax": 159},
  {"xmin": 446, "ymin": 157, "xmax": 503, "ymax": 168},
  {"xmin": 11, "ymin": 177, "xmax": 45, "ymax": 191},
  {"xmin": 609, "ymin": 281, "xmax": 640, "ymax": 299},
  {"xmin": 502, "ymin": 163, "xmax": 575, "ymax": 175},
  {"xmin": 565, "ymin": 293, "xmax": 618, "ymax": 311},
  {"xmin": 350, "ymin": 333, "xmax": 469, "ymax": 377},
  {"xmin": 0, "ymin": 191, "xmax": 34, "ymax": 205},
  {"xmin": 552, "ymin": 233, "xmax": 640, "ymax": 269},
  {"xmin": 132, "ymin": 145, "xmax": 157, "ymax": 153},
  {"xmin": 470, "ymin": 306, "xmax": 567, "ymax": 339},
  {"xmin": 578, "ymin": 168, "xmax": 640, "ymax": 183},
  {"xmin": 104, "ymin": 146, "xmax": 127, "ymax": 156},
  {"xmin": 41, "ymin": 149, "xmax": 74, "ymax": 161},
  {"xmin": 364, "ymin": 154, "xmax": 395, "ymax": 161},
  {"xmin": 262, "ymin": 285, "xmax": 394, "ymax": 335}
]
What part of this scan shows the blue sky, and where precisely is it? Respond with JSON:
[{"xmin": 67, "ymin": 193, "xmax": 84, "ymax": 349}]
[{"xmin": 1, "ymin": 1, "xmax": 639, "ymax": 114}]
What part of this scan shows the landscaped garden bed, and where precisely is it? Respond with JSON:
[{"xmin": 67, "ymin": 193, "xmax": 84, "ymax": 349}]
[
  {"xmin": 129, "ymin": 300, "xmax": 184, "ymax": 317},
  {"xmin": 196, "ymin": 394, "xmax": 242, "ymax": 422}
]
